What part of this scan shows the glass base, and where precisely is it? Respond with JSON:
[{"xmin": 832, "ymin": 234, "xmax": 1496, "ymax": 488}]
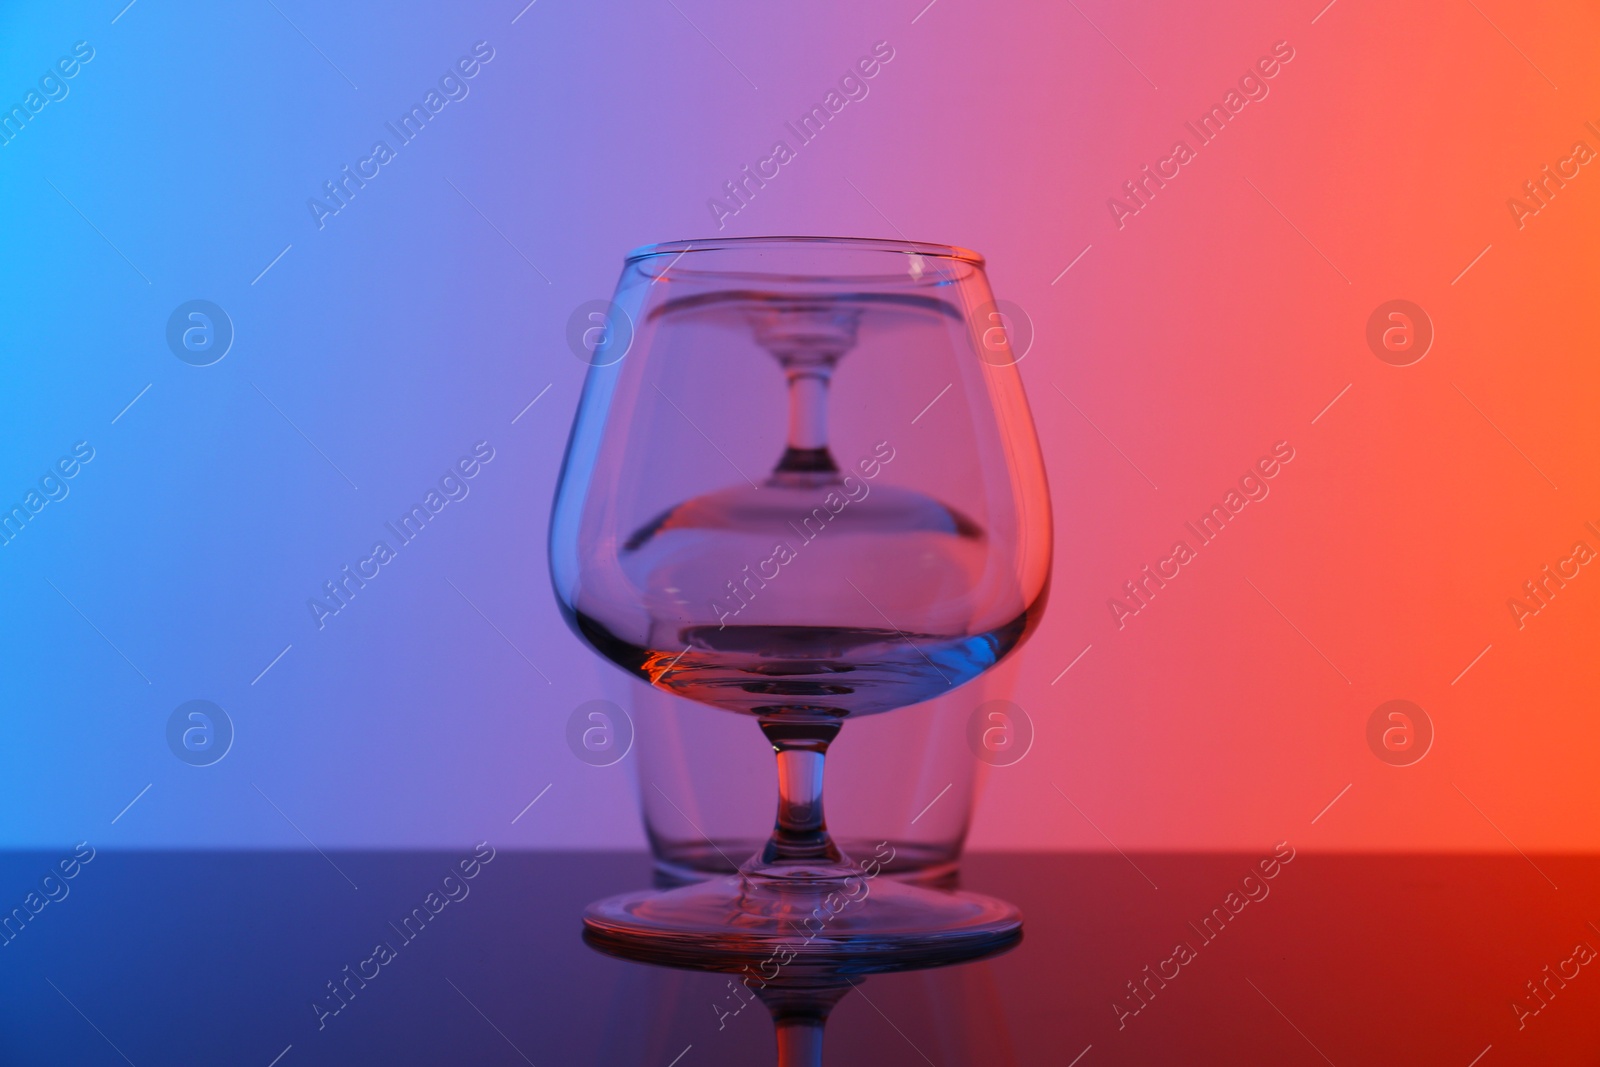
[{"xmin": 583, "ymin": 873, "xmax": 1021, "ymax": 971}]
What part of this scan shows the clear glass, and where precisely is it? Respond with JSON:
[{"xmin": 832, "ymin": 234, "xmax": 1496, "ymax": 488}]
[
  {"xmin": 550, "ymin": 236, "xmax": 1052, "ymax": 958},
  {"xmin": 631, "ymin": 654, "xmax": 1022, "ymax": 886}
]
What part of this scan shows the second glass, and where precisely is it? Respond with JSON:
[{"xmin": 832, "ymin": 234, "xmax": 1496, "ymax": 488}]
[{"xmin": 628, "ymin": 654, "xmax": 1023, "ymax": 885}]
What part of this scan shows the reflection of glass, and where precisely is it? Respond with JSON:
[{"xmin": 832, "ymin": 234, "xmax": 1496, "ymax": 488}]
[
  {"xmin": 550, "ymin": 236, "xmax": 1052, "ymax": 955},
  {"xmin": 586, "ymin": 898, "xmax": 1020, "ymax": 1067}
]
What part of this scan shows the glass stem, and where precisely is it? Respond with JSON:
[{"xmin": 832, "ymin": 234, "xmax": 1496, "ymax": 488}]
[
  {"xmin": 789, "ymin": 373, "xmax": 829, "ymax": 450},
  {"xmin": 773, "ymin": 1017, "xmax": 826, "ymax": 1067},
  {"xmin": 773, "ymin": 365, "xmax": 839, "ymax": 477},
  {"xmin": 757, "ymin": 718, "xmax": 843, "ymax": 868},
  {"xmin": 758, "ymin": 983, "xmax": 849, "ymax": 1067}
]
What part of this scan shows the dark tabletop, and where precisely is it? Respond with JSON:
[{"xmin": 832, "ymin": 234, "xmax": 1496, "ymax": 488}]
[{"xmin": 0, "ymin": 849, "xmax": 1593, "ymax": 1065}]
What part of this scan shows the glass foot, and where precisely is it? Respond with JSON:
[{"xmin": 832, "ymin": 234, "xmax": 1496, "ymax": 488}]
[{"xmin": 583, "ymin": 873, "xmax": 1021, "ymax": 971}]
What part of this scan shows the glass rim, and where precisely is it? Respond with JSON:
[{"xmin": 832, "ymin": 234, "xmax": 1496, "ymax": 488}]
[{"xmin": 624, "ymin": 235, "xmax": 986, "ymax": 265}]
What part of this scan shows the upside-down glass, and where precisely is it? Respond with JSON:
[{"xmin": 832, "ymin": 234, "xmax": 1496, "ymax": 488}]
[{"xmin": 550, "ymin": 236, "xmax": 1051, "ymax": 959}]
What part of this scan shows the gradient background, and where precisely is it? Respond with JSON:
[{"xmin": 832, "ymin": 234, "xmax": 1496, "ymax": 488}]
[{"xmin": 2, "ymin": 0, "xmax": 1598, "ymax": 860}]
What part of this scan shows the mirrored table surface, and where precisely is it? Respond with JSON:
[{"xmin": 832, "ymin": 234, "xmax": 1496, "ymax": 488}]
[{"xmin": 0, "ymin": 849, "xmax": 1592, "ymax": 1065}]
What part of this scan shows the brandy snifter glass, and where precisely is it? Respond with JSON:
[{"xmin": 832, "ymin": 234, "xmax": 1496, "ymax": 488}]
[{"xmin": 550, "ymin": 236, "xmax": 1051, "ymax": 959}]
